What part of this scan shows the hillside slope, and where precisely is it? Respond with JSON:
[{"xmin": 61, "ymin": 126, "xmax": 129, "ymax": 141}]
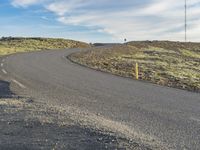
[
  {"xmin": 0, "ymin": 37, "xmax": 90, "ymax": 55},
  {"xmin": 69, "ymin": 41, "xmax": 200, "ymax": 92}
]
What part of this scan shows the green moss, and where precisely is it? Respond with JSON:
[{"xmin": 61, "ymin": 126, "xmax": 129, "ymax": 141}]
[{"xmin": 181, "ymin": 49, "xmax": 200, "ymax": 59}]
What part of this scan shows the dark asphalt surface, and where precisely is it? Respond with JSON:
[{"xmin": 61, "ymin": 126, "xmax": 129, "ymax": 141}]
[{"xmin": 1, "ymin": 48, "xmax": 200, "ymax": 149}]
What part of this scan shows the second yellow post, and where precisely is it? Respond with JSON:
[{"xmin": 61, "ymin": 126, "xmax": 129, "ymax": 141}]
[{"xmin": 135, "ymin": 62, "xmax": 139, "ymax": 80}]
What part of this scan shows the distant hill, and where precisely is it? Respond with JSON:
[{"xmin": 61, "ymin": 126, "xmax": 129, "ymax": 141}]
[{"xmin": 0, "ymin": 37, "xmax": 90, "ymax": 55}]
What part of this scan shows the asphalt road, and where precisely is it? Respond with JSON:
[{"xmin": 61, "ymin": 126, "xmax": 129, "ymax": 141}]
[{"xmin": 1, "ymin": 48, "xmax": 200, "ymax": 149}]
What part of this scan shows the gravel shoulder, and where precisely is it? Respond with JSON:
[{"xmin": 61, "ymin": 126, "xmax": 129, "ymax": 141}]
[{"xmin": 0, "ymin": 98, "xmax": 137, "ymax": 149}]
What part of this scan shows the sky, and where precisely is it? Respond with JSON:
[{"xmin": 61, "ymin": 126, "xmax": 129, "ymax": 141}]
[{"xmin": 0, "ymin": 0, "xmax": 200, "ymax": 43}]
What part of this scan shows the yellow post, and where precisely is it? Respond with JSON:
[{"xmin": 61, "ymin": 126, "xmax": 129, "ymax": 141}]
[{"xmin": 135, "ymin": 62, "xmax": 139, "ymax": 80}]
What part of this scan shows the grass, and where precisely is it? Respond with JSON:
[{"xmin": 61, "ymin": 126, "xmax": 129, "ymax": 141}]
[
  {"xmin": 69, "ymin": 41, "xmax": 200, "ymax": 92},
  {"xmin": 0, "ymin": 37, "xmax": 90, "ymax": 55}
]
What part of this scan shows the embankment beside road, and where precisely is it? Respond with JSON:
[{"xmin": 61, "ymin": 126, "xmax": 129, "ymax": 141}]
[{"xmin": 69, "ymin": 41, "xmax": 200, "ymax": 92}]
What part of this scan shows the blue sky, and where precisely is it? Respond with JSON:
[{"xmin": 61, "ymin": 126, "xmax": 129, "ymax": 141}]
[{"xmin": 0, "ymin": 0, "xmax": 200, "ymax": 42}]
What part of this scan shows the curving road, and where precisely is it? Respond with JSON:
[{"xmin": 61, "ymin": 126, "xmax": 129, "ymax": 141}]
[{"xmin": 1, "ymin": 48, "xmax": 200, "ymax": 149}]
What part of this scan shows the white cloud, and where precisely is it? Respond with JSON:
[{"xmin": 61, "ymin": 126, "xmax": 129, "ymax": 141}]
[
  {"xmin": 46, "ymin": 1, "xmax": 74, "ymax": 16},
  {"xmin": 45, "ymin": 0, "xmax": 93, "ymax": 15},
  {"xmin": 11, "ymin": 0, "xmax": 43, "ymax": 7}
]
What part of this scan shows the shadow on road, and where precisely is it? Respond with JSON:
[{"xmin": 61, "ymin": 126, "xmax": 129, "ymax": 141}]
[{"xmin": 0, "ymin": 80, "xmax": 15, "ymax": 98}]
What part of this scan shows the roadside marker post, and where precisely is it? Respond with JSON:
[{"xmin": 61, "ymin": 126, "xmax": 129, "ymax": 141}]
[{"xmin": 135, "ymin": 63, "xmax": 139, "ymax": 80}]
